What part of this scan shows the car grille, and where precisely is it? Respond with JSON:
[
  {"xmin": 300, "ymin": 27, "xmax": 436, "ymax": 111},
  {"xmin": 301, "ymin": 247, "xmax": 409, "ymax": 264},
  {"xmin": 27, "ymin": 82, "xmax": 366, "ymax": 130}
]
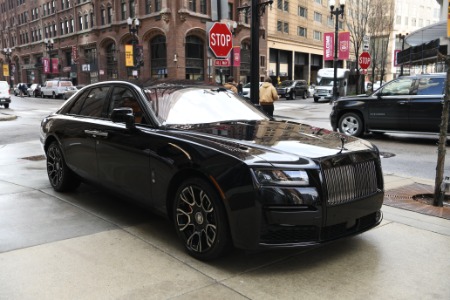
[
  {"xmin": 315, "ymin": 89, "xmax": 328, "ymax": 94},
  {"xmin": 260, "ymin": 225, "xmax": 318, "ymax": 243},
  {"xmin": 322, "ymin": 153, "xmax": 381, "ymax": 206}
]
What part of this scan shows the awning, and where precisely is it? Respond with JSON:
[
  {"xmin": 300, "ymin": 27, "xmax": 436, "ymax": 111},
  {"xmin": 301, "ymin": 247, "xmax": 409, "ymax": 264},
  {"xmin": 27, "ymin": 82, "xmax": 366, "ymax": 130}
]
[{"xmin": 405, "ymin": 20, "xmax": 447, "ymax": 46}]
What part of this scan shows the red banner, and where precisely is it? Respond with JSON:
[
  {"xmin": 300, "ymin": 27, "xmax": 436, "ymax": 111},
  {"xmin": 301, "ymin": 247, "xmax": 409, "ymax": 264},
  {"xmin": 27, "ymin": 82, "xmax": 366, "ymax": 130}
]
[
  {"xmin": 51, "ymin": 58, "xmax": 59, "ymax": 74},
  {"xmin": 338, "ymin": 32, "xmax": 350, "ymax": 60},
  {"xmin": 324, "ymin": 32, "xmax": 334, "ymax": 61},
  {"xmin": 42, "ymin": 57, "xmax": 50, "ymax": 74}
]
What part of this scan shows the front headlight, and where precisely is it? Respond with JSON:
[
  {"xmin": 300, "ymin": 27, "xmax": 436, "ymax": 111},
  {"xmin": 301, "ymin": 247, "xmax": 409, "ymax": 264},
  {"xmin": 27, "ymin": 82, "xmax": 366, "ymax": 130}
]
[{"xmin": 253, "ymin": 169, "xmax": 309, "ymax": 186}]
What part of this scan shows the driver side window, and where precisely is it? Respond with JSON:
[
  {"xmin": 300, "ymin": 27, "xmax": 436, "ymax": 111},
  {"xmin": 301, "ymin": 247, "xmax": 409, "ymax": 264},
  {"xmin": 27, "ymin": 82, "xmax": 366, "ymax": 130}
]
[{"xmin": 380, "ymin": 78, "xmax": 415, "ymax": 96}]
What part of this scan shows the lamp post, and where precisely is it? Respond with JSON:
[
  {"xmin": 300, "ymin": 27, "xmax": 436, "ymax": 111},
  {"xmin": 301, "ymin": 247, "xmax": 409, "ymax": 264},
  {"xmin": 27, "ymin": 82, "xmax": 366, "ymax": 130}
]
[
  {"xmin": 238, "ymin": 0, "xmax": 273, "ymax": 105},
  {"xmin": 44, "ymin": 38, "xmax": 54, "ymax": 79},
  {"xmin": 127, "ymin": 17, "xmax": 140, "ymax": 77},
  {"xmin": 396, "ymin": 33, "xmax": 408, "ymax": 76},
  {"xmin": 2, "ymin": 48, "xmax": 12, "ymax": 88},
  {"xmin": 329, "ymin": 0, "xmax": 345, "ymax": 102}
]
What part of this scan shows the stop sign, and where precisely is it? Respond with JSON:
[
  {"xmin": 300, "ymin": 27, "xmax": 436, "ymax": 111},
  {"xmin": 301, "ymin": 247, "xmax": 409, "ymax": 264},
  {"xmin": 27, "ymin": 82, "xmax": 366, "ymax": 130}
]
[
  {"xmin": 359, "ymin": 51, "xmax": 371, "ymax": 69},
  {"xmin": 209, "ymin": 23, "xmax": 233, "ymax": 58}
]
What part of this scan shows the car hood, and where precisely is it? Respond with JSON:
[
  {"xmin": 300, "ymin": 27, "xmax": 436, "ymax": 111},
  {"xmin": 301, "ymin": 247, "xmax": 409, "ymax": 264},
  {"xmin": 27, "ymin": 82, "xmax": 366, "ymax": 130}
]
[{"xmin": 165, "ymin": 120, "xmax": 377, "ymax": 164}]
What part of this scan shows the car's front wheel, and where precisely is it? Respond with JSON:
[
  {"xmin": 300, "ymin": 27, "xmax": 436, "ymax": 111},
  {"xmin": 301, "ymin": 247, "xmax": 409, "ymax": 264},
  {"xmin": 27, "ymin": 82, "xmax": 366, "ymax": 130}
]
[
  {"xmin": 46, "ymin": 141, "xmax": 81, "ymax": 192},
  {"xmin": 338, "ymin": 112, "xmax": 363, "ymax": 137},
  {"xmin": 4, "ymin": 103, "xmax": 9, "ymax": 109},
  {"xmin": 302, "ymin": 91, "xmax": 307, "ymax": 99},
  {"xmin": 173, "ymin": 178, "xmax": 231, "ymax": 260}
]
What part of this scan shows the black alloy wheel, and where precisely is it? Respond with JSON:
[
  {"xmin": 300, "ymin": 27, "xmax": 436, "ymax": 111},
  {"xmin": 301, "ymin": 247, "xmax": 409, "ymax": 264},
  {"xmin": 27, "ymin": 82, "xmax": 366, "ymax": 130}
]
[
  {"xmin": 174, "ymin": 178, "xmax": 231, "ymax": 260},
  {"xmin": 338, "ymin": 112, "xmax": 363, "ymax": 137},
  {"xmin": 46, "ymin": 141, "xmax": 81, "ymax": 192}
]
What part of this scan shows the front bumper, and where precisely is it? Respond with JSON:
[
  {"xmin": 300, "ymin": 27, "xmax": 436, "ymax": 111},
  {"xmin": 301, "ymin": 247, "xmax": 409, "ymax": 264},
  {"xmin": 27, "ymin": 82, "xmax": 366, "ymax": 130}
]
[{"xmin": 0, "ymin": 97, "xmax": 11, "ymax": 104}]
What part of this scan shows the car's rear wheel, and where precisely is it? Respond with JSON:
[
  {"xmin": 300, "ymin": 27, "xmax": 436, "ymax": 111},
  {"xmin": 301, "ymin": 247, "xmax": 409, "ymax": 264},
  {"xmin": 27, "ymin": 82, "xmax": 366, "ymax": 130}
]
[
  {"xmin": 338, "ymin": 112, "xmax": 363, "ymax": 137},
  {"xmin": 173, "ymin": 178, "xmax": 231, "ymax": 260},
  {"xmin": 290, "ymin": 91, "xmax": 296, "ymax": 100},
  {"xmin": 52, "ymin": 92, "xmax": 57, "ymax": 99},
  {"xmin": 302, "ymin": 91, "xmax": 307, "ymax": 99},
  {"xmin": 46, "ymin": 141, "xmax": 80, "ymax": 192},
  {"xmin": 4, "ymin": 103, "xmax": 9, "ymax": 109}
]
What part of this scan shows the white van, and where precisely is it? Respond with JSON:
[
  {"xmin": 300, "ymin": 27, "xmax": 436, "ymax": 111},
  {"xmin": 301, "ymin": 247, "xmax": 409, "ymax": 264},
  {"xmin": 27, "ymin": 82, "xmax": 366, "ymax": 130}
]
[
  {"xmin": 0, "ymin": 81, "xmax": 11, "ymax": 108},
  {"xmin": 41, "ymin": 80, "xmax": 73, "ymax": 99},
  {"xmin": 313, "ymin": 68, "xmax": 350, "ymax": 102}
]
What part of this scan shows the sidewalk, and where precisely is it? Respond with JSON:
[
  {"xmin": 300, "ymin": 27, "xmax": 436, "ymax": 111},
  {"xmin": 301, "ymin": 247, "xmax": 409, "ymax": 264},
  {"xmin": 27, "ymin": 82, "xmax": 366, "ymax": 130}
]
[{"xmin": 0, "ymin": 141, "xmax": 449, "ymax": 299}]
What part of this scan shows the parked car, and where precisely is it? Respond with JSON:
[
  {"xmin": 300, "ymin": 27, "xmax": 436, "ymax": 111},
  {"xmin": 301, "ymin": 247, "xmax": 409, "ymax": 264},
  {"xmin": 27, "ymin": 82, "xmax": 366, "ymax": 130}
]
[
  {"xmin": 27, "ymin": 83, "xmax": 42, "ymax": 97},
  {"xmin": 13, "ymin": 83, "xmax": 29, "ymax": 96},
  {"xmin": 40, "ymin": 80, "xmax": 384, "ymax": 260},
  {"xmin": 276, "ymin": 80, "xmax": 309, "ymax": 100},
  {"xmin": 0, "ymin": 81, "xmax": 11, "ymax": 108},
  {"xmin": 330, "ymin": 73, "xmax": 446, "ymax": 137},
  {"xmin": 40, "ymin": 80, "xmax": 74, "ymax": 98},
  {"xmin": 241, "ymin": 82, "xmax": 263, "ymax": 99},
  {"xmin": 62, "ymin": 86, "xmax": 79, "ymax": 99}
]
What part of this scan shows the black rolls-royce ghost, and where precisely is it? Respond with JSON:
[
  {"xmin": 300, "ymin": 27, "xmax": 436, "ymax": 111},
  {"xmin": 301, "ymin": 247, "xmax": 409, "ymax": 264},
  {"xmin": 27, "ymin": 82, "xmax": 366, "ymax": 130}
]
[{"xmin": 40, "ymin": 80, "xmax": 384, "ymax": 260}]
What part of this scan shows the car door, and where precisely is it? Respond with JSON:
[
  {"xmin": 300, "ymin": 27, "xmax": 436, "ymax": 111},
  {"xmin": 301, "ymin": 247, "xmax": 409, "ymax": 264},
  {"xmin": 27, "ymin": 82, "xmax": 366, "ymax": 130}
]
[
  {"xmin": 408, "ymin": 76, "xmax": 445, "ymax": 133},
  {"xmin": 59, "ymin": 86, "xmax": 109, "ymax": 182},
  {"xmin": 95, "ymin": 85, "xmax": 152, "ymax": 204},
  {"xmin": 367, "ymin": 77, "xmax": 415, "ymax": 131}
]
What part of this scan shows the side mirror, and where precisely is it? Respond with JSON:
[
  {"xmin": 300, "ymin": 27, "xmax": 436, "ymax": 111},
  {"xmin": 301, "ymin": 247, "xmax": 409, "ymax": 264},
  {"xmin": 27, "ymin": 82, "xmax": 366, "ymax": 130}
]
[{"xmin": 111, "ymin": 107, "xmax": 135, "ymax": 129}]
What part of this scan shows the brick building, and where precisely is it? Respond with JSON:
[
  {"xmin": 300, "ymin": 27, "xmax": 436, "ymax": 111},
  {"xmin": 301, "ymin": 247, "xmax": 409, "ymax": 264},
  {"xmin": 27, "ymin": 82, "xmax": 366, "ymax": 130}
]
[{"xmin": 0, "ymin": 0, "xmax": 267, "ymax": 86}]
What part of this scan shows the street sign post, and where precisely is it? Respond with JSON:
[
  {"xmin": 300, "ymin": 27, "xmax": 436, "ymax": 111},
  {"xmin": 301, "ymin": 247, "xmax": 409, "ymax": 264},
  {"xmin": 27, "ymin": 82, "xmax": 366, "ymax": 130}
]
[
  {"xmin": 208, "ymin": 22, "xmax": 233, "ymax": 58},
  {"xmin": 359, "ymin": 51, "xmax": 371, "ymax": 69}
]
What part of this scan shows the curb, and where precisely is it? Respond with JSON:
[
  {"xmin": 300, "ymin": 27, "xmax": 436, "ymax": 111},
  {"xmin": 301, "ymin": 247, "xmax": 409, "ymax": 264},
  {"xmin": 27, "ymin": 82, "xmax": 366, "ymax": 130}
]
[{"xmin": 0, "ymin": 113, "xmax": 17, "ymax": 121}]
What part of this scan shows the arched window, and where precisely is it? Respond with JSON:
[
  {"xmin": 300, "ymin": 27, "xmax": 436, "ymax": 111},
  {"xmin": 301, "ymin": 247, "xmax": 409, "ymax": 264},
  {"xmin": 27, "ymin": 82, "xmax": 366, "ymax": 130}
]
[
  {"xmin": 185, "ymin": 35, "xmax": 204, "ymax": 80},
  {"xmin": 106, "ymin": 43, "xmax": 118, "ymax": 80},
  {"xmin": 150, "ymin": 35, "xmax": 167, "ymax": 79}
]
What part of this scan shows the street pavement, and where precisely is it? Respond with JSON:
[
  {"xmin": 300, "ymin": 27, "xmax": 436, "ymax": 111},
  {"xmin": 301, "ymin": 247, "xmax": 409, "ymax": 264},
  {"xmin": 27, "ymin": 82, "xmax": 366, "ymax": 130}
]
[{"xmin": 1, "ymin": 107, "xmax": 450, "ymax": 299}]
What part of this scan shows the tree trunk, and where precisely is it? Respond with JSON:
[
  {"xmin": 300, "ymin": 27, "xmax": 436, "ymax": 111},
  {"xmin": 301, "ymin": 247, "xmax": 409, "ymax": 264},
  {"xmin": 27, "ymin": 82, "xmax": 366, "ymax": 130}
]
[{"xmin": 433, "ymin": 57, "xmax": 450, "ymax": 207}]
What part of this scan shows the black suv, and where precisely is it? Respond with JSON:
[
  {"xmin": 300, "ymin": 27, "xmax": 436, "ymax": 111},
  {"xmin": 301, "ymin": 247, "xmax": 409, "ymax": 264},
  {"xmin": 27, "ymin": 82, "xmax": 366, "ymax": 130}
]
[
  {"xmin": 330, "ymin": 73, "xmax": 446, "ymax": 137},
  {"xmin": 276, "ymin": 80, "xmax": 309, "ymax": 100}
]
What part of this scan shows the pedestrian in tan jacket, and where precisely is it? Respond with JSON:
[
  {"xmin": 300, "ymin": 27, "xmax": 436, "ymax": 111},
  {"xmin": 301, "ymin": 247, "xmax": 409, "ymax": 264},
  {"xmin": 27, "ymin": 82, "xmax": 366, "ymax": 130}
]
[
  {"xmin": 259, "ymin": 77, "xmax": 279, "ymax": 117},
  {"xmin": 224, "ymin": 76, "xmax": 238, "ymax": 94}
]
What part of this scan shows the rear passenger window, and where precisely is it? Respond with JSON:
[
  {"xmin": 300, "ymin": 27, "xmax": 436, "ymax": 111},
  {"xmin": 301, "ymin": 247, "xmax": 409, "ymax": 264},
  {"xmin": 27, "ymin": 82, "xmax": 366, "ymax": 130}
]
[{"xmin": 417, "ymin": 77, "xmax": 445, "ymax": 95}]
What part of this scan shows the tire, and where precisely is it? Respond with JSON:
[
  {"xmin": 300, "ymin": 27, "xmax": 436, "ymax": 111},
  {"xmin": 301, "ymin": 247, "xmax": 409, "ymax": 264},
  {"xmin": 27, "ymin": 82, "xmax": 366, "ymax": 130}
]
[
  {"xmin": 290, "ymin": 91, "xmax": 296, "ymax": 100},
  {"xmin": 4, "ymin": 103, "xmax": 9, "ymax": 109},
  {"xmin": 173, "ymin": 178, "xmax": 231, "ymax": 260},
  {"xmin": 338, "ymin": 112, "xmax": 364, "ymax": 137},
  {"xmin": 314, "ymin": 97, "xmax": 319, "ymax": 102},
  {"xmin": 302, "ymin": 91, "xmax": 307, "ymax": 99},
  {"xmin": 52, "ymin": 92, "xmax": 57, "ymax": 99},
  {"xmin": 41, "ymin": 93, "xmax": 45, "ymax": 98},
  {"xmin": 46, "ymin": 141, "xmax": 81, "ymax": 192}
]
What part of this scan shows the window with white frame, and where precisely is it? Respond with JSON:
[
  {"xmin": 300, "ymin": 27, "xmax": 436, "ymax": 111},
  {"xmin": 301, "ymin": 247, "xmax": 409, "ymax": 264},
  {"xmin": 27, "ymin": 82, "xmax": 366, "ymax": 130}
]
[
  {"xmin": 313, "ymin": 30, "xmax": 322, "ymax": 41},
  {"xmin": 298, "ymin": 6, "xmax": 307, "ymax": 18},
  {"xmin": 297, "ymin": 26, "xmax": 307, "ymax": 37}
]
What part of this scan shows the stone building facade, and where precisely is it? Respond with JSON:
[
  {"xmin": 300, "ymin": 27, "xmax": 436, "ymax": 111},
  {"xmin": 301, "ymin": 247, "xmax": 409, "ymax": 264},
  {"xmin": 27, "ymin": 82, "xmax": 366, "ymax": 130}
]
[{"xmin": 0, "ymin": 0, "xmax": 266, "ymax": 86}]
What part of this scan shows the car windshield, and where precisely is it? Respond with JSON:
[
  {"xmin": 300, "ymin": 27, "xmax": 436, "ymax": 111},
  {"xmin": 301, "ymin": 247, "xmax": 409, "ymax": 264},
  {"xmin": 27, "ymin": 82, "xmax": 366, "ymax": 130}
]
[
  {"xmin": 279, "ymin": 81, "xmax": 293, "ymax": 87},
  {"xmin": 144, "ymin": 87, "xmax": 268, "ymax": 125}
]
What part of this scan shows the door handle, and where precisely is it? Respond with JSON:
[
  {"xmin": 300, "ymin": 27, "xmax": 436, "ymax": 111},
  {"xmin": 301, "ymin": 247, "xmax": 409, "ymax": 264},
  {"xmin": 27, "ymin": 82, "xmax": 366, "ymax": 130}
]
[
  {"xmin": 398, "ymin": 101, "xmax": 408, "ymax": 105},
  {"xmin": 84, "ymin": 130, "xmax": 108, "ymax": 138}
]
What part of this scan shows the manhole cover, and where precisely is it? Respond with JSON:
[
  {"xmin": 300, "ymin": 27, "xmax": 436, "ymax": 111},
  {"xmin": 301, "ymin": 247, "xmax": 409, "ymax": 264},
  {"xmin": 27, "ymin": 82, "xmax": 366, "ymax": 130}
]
[
  {"xmin": 22, "ymin": 155, "xmax": 46, "ymax": 161},
  {"xmin": 379, "ymin": 151, "xmax": 395, "ymax": 158}
]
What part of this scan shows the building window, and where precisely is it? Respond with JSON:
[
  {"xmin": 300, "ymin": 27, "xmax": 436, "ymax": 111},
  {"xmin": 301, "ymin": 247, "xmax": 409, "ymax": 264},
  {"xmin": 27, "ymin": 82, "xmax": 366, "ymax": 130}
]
[
  {"xmin": 121, "ymin": 0, "xmax": 127, "ymax": 20},
  {"xmin": 315, "ymin": 0, "xmax": 322, "ymax": 4},
  {"xmin": 298, "ymin": 6, "xmax": 307, "ymax": 18},
  {"xmin": 106, "ymin": 43, "xmax": 119, "ymax": 79},
  {"xmin": 188, "ymin": 0, "xmax": 196, "ymax": 12},
  {"xmin": 200, "ymin": 0, "xmax": 207, "ymax": 14},
  {"xmin": 284, "ymin": 1, "xmax": 289, "ymax": 12},
  {"xmin": 185, "ymin": 35, "xmax": 204, "ymax": 81},
  {"xmin": 84, "ymin": 14, "xmax": 89, "ymax": 29},
  {"xmin": 277, "ymin": 0, "xmax": 282, "ymax": 10},
  {"xmin": 155, "ymin": 0, "xmax": 161, "ymax": 11},
  {"xmin": 130, "ymin": 0, "xmax": 136, "ymax": 18},
  {"xmin": 107, "ymin": 7, "xmax": 113, "ymax": 24},
  {"xmin": 396, "ymin": 15, "xmax": 401, "ymax": 25},
  {"xmin": 277, "ymin": 20, "xmax": 282, "ymax": 32},
  {"xmin": 145, "ymin": 0, "xmax": 151, "ymax": 14},
  {"xmin": 79, "ymin": 15, "xmax": 83, "ymax": 30},
  {"xmin": 314, "ymin": 12, "xmax": 322, "ymax": 23},
  {"xmin": 101, "ymin": 8, "xmax": 106, "ymax": 25},
  {"xmin": 298, "ymin": 26, "xmax": 307, "ymax": 37},
  {"xmin": 284, "ymin": 22, "xmax": 289, "ymax": 33},
  {"xmin": 313, "ymin": 30, "xmax": 322, "ymax": 41},
  {"xmin": 150, "ymin": 35, "xmax": 167, "ymax": 79},
  {"xmin": 411, "ymin": 18, "xmax": 416, "ymax": 26}
]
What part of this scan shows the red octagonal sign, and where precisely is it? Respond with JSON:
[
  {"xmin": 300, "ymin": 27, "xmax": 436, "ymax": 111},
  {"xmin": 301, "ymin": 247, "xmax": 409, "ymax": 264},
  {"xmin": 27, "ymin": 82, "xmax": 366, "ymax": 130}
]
[
  {"xmin": 209, "ymin": 23, "xmax": 233, "ymax": 58},
  {"xmin": 359, "ymin": 51, "xmax": 371, "ymax": 69}
]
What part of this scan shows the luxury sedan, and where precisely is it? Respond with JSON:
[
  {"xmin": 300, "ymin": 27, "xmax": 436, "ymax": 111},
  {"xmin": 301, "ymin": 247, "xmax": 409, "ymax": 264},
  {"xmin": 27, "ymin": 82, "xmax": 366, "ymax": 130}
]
[{"xmin": 40, "ymin": 80, "xmax": 384, "ymax": 260}]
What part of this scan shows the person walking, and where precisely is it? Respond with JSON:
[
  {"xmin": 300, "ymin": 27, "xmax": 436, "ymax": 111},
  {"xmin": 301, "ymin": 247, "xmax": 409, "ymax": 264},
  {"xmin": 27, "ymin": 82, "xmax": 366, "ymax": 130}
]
[
  {"xmin": 259, "ymin": 77, "xmax": 279, "ymax": 117},
  {"xmin": 223, "ymin": 76, "xmax": 238, "ymax": 94}
]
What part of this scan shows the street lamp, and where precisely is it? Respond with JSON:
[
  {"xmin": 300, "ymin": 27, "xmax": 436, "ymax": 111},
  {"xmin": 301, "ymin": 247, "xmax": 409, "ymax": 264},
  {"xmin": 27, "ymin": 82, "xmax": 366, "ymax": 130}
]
[
  {"xmin": 44, "ymin": 39, "xmax": 54, "ymax": 79},
  {"xmin": 396, "ymin": 33, "xmax": 408, "ymax": 76},
  {"xmin": 2, "ymin": 48, "xmax": 12, "ymax": 88},
  {"xmin": 238, "ymin": 0, "xmax": 273, "ymax": 105},
  {"xmin": 127, "ymin": 17, "xmax": 141, "ymax": 75},
  {"xmin": 329, "ymin": 0, "xmax": 345, "ymax": 102}
]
